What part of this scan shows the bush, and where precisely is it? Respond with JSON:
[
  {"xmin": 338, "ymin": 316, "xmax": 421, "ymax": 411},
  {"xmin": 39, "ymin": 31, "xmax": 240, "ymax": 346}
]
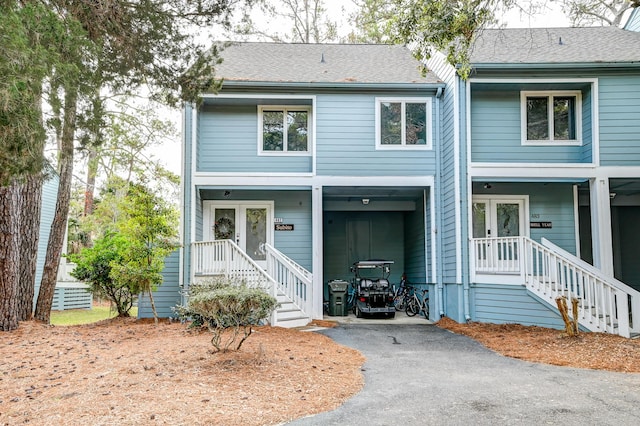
[
  {"xmin": 69, "ymin": 233, "xmax": 136, "ymax": 317},
  {"xmin": 175, "ymin": 277, "xmax": 279, "ymax": 352}
]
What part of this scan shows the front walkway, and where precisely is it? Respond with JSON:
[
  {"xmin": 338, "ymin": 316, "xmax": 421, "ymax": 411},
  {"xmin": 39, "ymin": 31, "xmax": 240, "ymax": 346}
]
[{"xmin": 287, "ymin": 324, "xmax": 640, "ymax": 425}]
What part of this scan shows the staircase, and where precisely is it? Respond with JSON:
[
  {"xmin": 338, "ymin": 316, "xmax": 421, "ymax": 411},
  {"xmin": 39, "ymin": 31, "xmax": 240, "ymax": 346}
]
[
  {"xmin": 191, "ymin": 240, "xmax": 311, "ymax": 328},
  {"xmin": 472, "ymin": 236, "xmax": 640, "ymax": 337}
]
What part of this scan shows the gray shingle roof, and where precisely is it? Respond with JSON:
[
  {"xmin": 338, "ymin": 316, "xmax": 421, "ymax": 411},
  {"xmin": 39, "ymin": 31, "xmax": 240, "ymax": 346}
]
[
  {"xmin": 213, "ymin": 42, "xmax": 441, "ymax": 85},
  {"xmin": 470, "ymin": 27, "xmax": 640, "ymax": 65}
]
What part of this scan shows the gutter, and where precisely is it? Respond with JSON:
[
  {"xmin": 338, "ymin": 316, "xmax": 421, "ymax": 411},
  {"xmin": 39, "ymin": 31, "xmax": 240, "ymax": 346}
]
[
  {"xmin": 215, "ymin": 81, "xmax": 447, "ymax": 92},
  {"xmin": 434, "ymin": 86, "xmax": 446, "ymax": 318}
]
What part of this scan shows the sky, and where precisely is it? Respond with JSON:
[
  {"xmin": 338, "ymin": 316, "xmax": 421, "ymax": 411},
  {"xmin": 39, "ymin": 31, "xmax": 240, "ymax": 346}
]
[{"xmin": 157, "ymin": 1, "xmax": 572, "ymax": 176}]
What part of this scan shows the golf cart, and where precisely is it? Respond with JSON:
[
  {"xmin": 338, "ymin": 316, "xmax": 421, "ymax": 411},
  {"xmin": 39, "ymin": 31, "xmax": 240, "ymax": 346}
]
[{"xmin": 351, "ymin": 260, "xmax": 396, "ymax": 318}]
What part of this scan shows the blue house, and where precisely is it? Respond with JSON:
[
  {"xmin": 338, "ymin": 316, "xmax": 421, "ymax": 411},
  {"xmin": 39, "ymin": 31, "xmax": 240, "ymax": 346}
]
[
  {"xmin": 425, "ymin": 21, "xmax": 640, "ymax": 337},
  {"xmin": 143, "ymin": 16, "xmax": 640, "ymax": 337}
]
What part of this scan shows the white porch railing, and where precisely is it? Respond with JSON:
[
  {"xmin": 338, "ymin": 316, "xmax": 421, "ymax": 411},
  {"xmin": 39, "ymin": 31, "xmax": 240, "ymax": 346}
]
[
  {"xmin": 191, "ymin": 240, "xmax": 312, "ymax": 327},
  {"xmin": 191, "ymin": 240, "xmax": 280, "ymax": 325},
  {"xmin": 264, "ymin": 243, "xmax": 313, "ymax": 319},
  {"xmin": 472, "ymin": 236, "xmax": 640, "ymax": 338}
]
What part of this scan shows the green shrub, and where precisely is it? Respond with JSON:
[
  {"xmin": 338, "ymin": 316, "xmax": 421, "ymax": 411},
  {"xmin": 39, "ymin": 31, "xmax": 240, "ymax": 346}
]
[{"xmin": 175, "ymin": 277, "xmax": 279, "ymax": 352}]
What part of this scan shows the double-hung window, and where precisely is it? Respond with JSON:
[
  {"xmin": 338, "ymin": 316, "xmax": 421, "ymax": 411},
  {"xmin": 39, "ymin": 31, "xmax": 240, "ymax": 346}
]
[
  {"xmin": 521, "ymin": 91, "xmax": 582, "ymax": 145},
  {"xmin": 258, "ymin": 106, "xmax": 311, "ymax": 155},
  {"xmin": 376, "ymin": 98, "xmax": 432, "ymax": 149}
]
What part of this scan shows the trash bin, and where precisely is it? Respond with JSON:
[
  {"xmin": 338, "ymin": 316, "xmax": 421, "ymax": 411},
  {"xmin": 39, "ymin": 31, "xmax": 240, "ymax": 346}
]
[{"xmin": 327, "ymin": 280, "xmax": 349, "ymax": 316}]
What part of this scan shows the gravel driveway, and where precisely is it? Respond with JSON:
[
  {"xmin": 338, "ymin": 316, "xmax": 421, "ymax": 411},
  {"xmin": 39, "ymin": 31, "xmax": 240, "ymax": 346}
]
[{"xmin": 286, "ymin": 324, "xmax": 640, "ymax": 426}]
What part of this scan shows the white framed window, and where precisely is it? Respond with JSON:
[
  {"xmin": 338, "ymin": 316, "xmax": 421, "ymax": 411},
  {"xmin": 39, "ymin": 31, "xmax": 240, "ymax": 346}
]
[
  {"xmin": 258, "ymin": 105, "xmax": 311, "ymax": 155},
  {"xmin": 375, "ymin": 97, "xmax": 432, "ymax": 150},
  {"xmin": 521, "ymin": 91, "xmax": 582, "ymax": 146}
]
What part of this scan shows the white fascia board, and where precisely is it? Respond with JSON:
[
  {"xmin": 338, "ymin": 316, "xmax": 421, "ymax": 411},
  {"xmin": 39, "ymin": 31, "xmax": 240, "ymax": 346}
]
[
  {"xmin": 201, "ymin": 93, "xmax": 315, "ymax": 100},
  {"xmin": 316, "ymin": 175, "xmax": 435, "ymax": 187},
  {"xmin": 193, "ymin": 174, "xmax": 435, "ymax": 188},
  {"xmin": 470, "ymin": 163, "xmax": 597, "ymax": 179},
  {"xmin": 468, "ymin": 77, "xmax": 598, "ymax": 84},
  {"xmin": 596, "ymin": 166, "xmax": 640, "ymax": 178}
]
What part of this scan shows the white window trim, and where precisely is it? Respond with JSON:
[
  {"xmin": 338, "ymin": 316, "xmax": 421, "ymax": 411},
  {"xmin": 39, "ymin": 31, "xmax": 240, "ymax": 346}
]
[
  {"xmin": 375, "ymin": 97, "xmax": 433, "ymax": 150},
  {"xmin": 520, "ymin": 90, "xmax": 582, "ymax": 146},
  {"xmin": 258, "ymin": 105, "xmax": 312, "ymax": 156}
]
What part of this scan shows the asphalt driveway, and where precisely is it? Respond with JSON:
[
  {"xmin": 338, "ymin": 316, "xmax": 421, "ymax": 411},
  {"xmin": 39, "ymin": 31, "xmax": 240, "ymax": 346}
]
[{"xmin": 286, "ymin": 324, "xmax": 640, "ymax": 426}]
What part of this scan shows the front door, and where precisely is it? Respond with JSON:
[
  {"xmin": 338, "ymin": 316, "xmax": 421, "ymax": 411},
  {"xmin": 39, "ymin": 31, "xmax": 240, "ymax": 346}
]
[
  {"xmin": 206, "ymin": 201, "xmax": 273, "ymax": 269},
  {"xmin": 472, "ymin": 197, "xmax": 527, "ymax": 271}
]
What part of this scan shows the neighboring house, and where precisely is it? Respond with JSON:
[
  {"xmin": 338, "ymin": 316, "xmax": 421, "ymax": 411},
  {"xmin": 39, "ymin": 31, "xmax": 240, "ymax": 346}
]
[
  {"xmin": 426, "ymin": 23, "xmax": 640, "ymax": 337},
  {"xmin": 142, "ymin": 17, "xmax": 640, "ymax": 337},
  {"xmin": 34, "ymin": 170, "xmax": 91, "ymax": 311}
]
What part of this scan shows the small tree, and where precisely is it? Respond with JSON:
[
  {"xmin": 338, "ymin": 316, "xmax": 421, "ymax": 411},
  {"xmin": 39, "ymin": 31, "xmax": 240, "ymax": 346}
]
[
  {"xmin": 175, "ymin": 278, "xmax": 279, "ymax": 352},
  {"xmin": 111, "ymin": 183, "xmax": 179, "ymax": 324},
  {"xmin": 69, "ymin": 233, "xmax": 136, "ymax": 317}
]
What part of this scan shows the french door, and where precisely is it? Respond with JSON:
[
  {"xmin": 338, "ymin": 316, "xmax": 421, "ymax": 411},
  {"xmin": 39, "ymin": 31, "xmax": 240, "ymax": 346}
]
[
  {"xmin": 205, "ymin": 201, "xmax": 273, "ymax": 269},
  {"xmin": 472, "ymin": 197, "xmax": 527, "ymax": 271}
]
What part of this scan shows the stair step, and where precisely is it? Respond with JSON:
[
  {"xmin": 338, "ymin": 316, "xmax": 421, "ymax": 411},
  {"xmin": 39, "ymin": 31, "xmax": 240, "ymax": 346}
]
[{"xmin": 275, "ymin": 316, "xmax": 310, "ymax": 328}]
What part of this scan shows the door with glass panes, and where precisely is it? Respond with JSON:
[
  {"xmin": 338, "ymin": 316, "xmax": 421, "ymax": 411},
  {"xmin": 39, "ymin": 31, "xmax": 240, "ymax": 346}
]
[
  {"xmin": 472, "ymin": 197, "xmax": 526, "ymax": 271},
  {"xmin": 206, "ymin": 202, "xmax": 273, "ymax": 269}
]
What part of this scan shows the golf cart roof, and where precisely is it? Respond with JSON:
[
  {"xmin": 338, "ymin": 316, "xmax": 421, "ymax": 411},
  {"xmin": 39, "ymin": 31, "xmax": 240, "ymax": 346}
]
[{"xmin": 353, "ymin": 260, "xmax": 394, "ymax": 268}]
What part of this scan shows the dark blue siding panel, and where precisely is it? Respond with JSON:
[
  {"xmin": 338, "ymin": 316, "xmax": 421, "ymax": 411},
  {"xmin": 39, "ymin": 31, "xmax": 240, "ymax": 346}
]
[
  {"xmin": 198, "ymin": 105, "xmax": 312, "ymax": 173},
  {"xmin": 138, "ymin": 250, "xmax": 181, "ymax": 318},
  {"xmin": 471, "ymin": 90, "xmax": 588, "ymax": 163},
  {"xmin": 470, "ymin": 284, "xmax": 566, "ymax": 329}
]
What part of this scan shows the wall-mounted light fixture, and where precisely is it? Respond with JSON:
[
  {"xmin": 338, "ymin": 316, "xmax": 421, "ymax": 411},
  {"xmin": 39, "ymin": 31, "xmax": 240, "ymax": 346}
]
[
  {"xmin": 483, "ymin": 183, "xmax": 492, "ymax": 189},
  {"xmin": 223, "ymin": 190, "xmax": 232, "ymax": 198},
  {"xmin": 362, "ymin": 198, "xmax": 370, "ymax": 205},
  {"xmin": 610, "ymin": 192, "xmax": 616, "ymax": 199}
]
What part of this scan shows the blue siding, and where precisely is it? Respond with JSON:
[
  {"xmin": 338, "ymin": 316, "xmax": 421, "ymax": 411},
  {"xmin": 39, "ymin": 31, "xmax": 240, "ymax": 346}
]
[
  {"xmin": 34, "ymin": 174, "xmax": 59, "ymax": 302},
  {"xmin": 598, "ymin": 75, "xmax": 640, "ymax": 166},
  {"xmin": 197, "ymin": 105, "xmax": 312, "ymax": 173},
  {"xmin": 470, "ymin": 284, "xmax": 567, "ymax": 330},
  {"xmin": 471, "ymin": 90, "xmax": 591, "ymax": 163},
  {"xmin": 474, "ymin": 182, "xmax": 577, "ymax": 253},
  {"xmin": 404, "ymin": 192, "xmax": 427, "ymax": 284},
  {"xmin": 315, "ymin": 93, "xmax": 436, "ymax": 176},
  {"xmin": 198, "ymin": 190, "xmax": 312, "ymax": 271},
  {"xmin": 138, "ymin": 250, "xmax": 181, "ymax": 318},
  {"xmin": 624, "ymin": 9, "xmax": 640, "ymax": 32},
  {"xmin": 428, "ymin": 56, "xmax": 459, "ymax": 286}
]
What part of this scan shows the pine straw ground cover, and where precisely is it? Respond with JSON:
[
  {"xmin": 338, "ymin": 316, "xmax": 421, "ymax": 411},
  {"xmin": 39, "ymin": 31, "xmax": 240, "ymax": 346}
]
[{"xmin": 2, "ymin": 316, "xmax": 640, "ymax": 426}]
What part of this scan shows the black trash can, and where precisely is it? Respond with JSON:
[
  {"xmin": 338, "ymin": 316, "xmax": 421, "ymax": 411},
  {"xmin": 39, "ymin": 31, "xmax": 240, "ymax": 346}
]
[{"xmin": 327, "ymin": 280, "xmax": 349, "ymax": 316}]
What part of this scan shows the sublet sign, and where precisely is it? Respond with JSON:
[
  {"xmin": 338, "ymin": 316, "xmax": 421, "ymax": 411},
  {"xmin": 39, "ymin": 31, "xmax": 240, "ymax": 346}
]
[{"xmin": 275, "ymin": 224, "xmax": 294, "ymax": 231}]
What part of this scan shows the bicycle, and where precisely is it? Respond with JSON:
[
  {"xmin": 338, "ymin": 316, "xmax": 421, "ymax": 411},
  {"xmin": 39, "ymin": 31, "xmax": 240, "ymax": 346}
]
[
  {"xmin": 393, "ymin": 283, "xmax": 414, "ymax": 312},
  {"xmin": 405, "ymin": 288, "xmax": 429, "ymax": 318}
]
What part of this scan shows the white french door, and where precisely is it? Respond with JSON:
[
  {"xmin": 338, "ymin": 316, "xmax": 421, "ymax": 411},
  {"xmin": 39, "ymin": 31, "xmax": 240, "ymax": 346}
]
[
  {"xmin": 472, "ymin": 196, "xmax": 528, "ymax": 271},
  {"xmin": 204, "ymin": 201, "xmax": 273, "ymax": 269}
]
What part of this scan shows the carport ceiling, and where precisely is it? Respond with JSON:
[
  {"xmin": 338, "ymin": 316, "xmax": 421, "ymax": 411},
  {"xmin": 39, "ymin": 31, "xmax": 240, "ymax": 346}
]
[{"xmin": 323, "ymin": 186, "xmax": 425, "ymax": 201}]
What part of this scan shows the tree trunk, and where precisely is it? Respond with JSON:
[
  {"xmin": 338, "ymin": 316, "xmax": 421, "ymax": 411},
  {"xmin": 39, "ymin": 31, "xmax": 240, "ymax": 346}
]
[
  {"xmin": 35, "ymin": 90, "xmax": 78, "ymax": 323},
  {"xmin": 84, "ymin": 147, "xmax": 97, "ymax": 216},
  {"xmin": 17, "ymin": 174, "xmax": 43, "ymax": 321},
  {"xmin": 0, "ymin": 181, "xmax": 21, "ymax": 331}
]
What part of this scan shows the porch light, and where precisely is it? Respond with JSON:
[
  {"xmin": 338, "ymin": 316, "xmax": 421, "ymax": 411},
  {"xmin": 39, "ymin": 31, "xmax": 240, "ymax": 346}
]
[
  {"xmin": 362, "ymin": 198, "xmax": 370, "ymax": 205},
  {"xmin": 483, "ymin": 183, "xmax": 492, "ymax": 189}
]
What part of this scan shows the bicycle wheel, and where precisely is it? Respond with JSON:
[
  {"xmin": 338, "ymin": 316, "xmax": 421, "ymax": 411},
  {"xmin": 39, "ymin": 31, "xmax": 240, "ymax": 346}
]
[
  {"xmin": 393, "ymin": 295, "xmax": 406, "ymax": 311},
  {"xmin": 405, "ymin": 298, "xmax": 419, "ymax": 317}
]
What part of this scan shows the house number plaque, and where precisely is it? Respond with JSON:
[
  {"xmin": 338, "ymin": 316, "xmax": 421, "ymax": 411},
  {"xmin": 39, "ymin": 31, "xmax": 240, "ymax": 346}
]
[
  {"xmin": 530, "ymin": 222, "xmax": 552, "ymax": 228},
  {"xmin": 275, "ymin": 224, "xmax": 294, "ymax": 231}
]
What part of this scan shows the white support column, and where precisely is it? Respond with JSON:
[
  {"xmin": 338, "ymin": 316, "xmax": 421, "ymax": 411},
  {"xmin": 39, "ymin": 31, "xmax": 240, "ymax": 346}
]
[
  {"xmin": 311, "ymin": 185, "xmax": 324, "ymax": 319},
  {"xmin": 589, "ymin": 177, "xmax": 614, "ymax": 277}
]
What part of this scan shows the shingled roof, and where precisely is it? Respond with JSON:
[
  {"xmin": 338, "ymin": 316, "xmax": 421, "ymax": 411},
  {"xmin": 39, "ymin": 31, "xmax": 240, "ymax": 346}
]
[
  {"xmin": 470, "ymin": 26, "xmax": 640, "ymax": 65},
  {"xmin": 213, "ymin": 42, "xmax": 441, "ymax": 85}
]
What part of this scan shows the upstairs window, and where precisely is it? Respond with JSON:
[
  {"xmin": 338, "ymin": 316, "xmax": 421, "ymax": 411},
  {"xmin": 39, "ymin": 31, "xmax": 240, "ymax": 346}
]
[
  {"xmin": 259, "ymin": 106, "xmax": 311, "ymax": 155},
  {"xmin": 376, "ymin": 98, "xmax": 432, "ymax": 149},
  {"xmin": 521, "ymin": 91, "xmax": 582, "ymax": 145}
]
